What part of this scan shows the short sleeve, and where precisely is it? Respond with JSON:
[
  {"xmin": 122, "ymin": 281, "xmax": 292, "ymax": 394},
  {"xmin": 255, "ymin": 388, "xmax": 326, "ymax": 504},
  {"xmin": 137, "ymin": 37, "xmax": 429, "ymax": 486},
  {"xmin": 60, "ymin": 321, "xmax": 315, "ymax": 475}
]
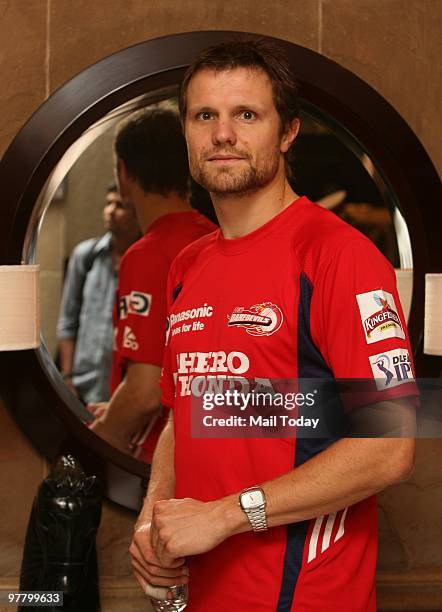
[
  {"xmin": 115, "ymin": 247, "xmax": 169, "ymax": 369},
  {"xmin": 311, "ymin": 237, "xmax": 418, "ymax": 406}
]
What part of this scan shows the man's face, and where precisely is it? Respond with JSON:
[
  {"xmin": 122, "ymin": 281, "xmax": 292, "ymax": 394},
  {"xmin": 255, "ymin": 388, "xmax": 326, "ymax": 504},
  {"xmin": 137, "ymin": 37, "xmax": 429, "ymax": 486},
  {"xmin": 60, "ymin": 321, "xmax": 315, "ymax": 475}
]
[
  {"xmin": 103, "ymin": 190, "xmax": 138, "ymax": 236},
  {"xmin": 184, "ymin": 67, "xmax": 297, "ymax": 196}
]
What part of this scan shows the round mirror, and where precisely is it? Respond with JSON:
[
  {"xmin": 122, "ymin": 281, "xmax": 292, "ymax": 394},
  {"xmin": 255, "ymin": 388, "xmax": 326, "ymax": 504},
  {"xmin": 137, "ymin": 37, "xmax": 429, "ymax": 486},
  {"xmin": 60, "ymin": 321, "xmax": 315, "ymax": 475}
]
[
  {"xmin": 0, "ymin": 32, "xmax": 439, "ymax": 510},
  {"xmin": 35, "ymin": 93, "xmax": 416, "ymax": 456}
]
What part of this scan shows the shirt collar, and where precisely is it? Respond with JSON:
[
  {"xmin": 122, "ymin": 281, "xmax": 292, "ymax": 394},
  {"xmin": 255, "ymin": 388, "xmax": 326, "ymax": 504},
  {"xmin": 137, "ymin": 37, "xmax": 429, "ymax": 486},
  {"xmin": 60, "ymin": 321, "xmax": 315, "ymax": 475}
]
[{"xmin": 95, "ymin": 232, "xmax": 113, "ymax": 253}]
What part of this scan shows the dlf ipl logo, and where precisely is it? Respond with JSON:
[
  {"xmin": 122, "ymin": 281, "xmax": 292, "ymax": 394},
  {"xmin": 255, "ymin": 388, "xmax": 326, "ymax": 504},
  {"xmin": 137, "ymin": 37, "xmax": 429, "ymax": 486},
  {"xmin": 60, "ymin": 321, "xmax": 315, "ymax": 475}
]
[
  {"xmin": 356, "ymin": 290, "xmax": 405, "ymax": 344},
  {"xmin": 369, "ymin": 348, "xmax": 413, "ymax": 390},
  {"xmin": 227, "ymin": 302, "xmax": 283, "ymax": 336}
]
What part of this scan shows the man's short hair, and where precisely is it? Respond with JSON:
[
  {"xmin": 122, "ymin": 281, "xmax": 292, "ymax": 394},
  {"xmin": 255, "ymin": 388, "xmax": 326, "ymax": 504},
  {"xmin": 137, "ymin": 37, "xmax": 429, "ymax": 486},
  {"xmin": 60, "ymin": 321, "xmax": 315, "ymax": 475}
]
[
  {"xmin": 179, "ymin": 38, "xmax": 300, "ymax": 134},
  {"xmin": 115, "ymin": 108, "xmax": 189, "ymax": 197}
]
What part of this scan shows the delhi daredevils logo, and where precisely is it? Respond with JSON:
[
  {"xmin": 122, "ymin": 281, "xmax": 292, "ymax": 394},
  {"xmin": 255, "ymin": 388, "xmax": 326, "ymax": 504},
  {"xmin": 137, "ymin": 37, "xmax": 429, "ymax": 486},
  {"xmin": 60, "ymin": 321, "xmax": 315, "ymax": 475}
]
[{"xmin": 227, "ymin": 302, "xmax": 283, "ymax": 336}]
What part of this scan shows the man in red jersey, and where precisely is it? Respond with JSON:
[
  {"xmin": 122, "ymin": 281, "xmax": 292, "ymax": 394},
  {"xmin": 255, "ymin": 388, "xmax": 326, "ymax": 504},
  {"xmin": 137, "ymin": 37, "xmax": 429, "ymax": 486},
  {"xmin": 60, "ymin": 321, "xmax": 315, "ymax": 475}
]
[
  {"xmin": 90, "ymin": 108, "xmax": 215, "ymax": 460},
  {"xmin": 130, "ymin": 42, "xmax": 417, "ymax": 610}
]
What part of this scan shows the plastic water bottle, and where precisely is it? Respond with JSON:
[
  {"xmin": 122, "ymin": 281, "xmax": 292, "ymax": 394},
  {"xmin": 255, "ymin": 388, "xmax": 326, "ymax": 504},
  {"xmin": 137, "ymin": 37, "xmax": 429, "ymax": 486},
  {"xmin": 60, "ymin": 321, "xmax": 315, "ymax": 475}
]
[{"xmin": 149, "ymin": 584, "xmax": 188, "ymax": 611}]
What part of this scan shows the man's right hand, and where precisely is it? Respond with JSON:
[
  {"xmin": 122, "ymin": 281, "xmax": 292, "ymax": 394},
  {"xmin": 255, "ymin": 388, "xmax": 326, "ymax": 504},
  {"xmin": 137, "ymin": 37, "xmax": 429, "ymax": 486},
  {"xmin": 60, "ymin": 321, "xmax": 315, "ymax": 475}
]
[{"xmin": 129, "ymin": 519, "xmax": 189, "ymax": 594}]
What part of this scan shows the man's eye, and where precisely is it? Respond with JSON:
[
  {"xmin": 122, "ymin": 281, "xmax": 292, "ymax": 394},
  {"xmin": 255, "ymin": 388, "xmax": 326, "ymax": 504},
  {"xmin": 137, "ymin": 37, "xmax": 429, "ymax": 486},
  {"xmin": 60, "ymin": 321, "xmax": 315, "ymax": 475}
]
[
  {"xmin": 197, "ymin": 111, "xmax": 212, "ymax": 120},
  {"xmin": 240, "ymin": 110, "xmax": 255, "ymax": 120}
]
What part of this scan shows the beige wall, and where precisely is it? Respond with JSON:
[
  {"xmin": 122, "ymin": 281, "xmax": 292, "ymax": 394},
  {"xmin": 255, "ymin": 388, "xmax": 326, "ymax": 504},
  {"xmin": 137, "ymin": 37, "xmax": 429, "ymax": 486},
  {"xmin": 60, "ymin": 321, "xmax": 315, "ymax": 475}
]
[{"xmin": 0, "ymin": 1, "xmax": 441, "ymax": 610}]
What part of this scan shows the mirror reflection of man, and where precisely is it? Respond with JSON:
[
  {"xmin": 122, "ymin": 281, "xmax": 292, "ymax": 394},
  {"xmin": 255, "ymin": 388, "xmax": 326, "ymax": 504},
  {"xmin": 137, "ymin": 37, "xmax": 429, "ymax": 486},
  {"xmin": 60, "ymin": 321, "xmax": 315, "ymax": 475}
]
[
  {"xmin": 89, "ymin": 108, "xmax": 215, "ymax": 458},
  {"xmin": 57, "ymin": 185, "xmax": 140, "ymax": 403},
  {"xmin": 130, "ymin": 40, "xmax": 418, "ymax": 611}
]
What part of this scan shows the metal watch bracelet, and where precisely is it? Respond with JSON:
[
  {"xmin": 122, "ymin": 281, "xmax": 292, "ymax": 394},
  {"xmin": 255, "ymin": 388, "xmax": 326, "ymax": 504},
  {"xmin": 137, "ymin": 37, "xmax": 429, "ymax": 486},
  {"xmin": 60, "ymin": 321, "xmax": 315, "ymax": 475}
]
[{"xmin": 245, "ymin": 505, "xmax": 268, "ymax": 532}]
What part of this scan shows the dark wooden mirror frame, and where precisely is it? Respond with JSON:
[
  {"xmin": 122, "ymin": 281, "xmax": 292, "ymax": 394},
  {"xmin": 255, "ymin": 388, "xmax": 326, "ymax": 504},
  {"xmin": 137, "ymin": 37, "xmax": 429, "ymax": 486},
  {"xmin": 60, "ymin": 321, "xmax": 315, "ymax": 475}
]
[{"xmin": 0, "ymin": 31, "xmax": 440, "ymax": 510}]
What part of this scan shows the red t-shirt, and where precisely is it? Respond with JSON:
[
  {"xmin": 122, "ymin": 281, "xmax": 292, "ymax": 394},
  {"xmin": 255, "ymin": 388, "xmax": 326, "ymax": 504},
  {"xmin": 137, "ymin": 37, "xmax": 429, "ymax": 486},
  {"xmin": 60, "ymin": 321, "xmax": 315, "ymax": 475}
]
[
  {"xmin": 161, "ymin": 196, "xmax": 418, "ymax": 611},
  {"xmin": 111, "ymin": 210, "xmax": 216, "ymax": 461}
]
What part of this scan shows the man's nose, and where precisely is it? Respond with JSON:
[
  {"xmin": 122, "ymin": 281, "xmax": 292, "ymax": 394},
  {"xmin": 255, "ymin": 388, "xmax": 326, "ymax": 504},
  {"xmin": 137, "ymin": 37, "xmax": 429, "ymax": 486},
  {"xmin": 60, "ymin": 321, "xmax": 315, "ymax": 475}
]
[{"xmin": 212, "ymin": 117, "xmax": 237, "ymax": 146}]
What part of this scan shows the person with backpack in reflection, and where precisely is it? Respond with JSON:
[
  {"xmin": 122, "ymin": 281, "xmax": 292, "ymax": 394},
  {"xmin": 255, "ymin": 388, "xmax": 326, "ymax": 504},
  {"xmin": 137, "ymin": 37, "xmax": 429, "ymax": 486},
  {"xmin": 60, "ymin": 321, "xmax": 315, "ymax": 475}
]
[{"xmin": 56, "ymin": 185, "xmax": 140, "ymax": 403}]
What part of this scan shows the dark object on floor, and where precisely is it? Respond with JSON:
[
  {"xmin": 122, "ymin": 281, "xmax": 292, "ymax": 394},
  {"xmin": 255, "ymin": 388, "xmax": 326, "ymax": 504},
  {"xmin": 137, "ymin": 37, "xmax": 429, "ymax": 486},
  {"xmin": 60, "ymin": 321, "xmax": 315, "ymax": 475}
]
[{"xmin": 19, "ymin": 455, "xmax": 102, "ymax": 611}]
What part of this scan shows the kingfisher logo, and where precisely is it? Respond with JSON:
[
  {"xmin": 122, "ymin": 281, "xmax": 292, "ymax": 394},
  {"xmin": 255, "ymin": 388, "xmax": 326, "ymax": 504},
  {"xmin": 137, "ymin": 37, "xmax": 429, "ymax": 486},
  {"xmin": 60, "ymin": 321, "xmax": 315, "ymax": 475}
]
[
  {"xmin": 369, "ymin": 348, "xmax": 413, "ymax": 390},
  {"xmin": 227, "ymin": 302, "xmax": 283, "ymax": 336},
  {"xmin": 356, "ymin": 290, "xmax": 405, "ymax": 344}
]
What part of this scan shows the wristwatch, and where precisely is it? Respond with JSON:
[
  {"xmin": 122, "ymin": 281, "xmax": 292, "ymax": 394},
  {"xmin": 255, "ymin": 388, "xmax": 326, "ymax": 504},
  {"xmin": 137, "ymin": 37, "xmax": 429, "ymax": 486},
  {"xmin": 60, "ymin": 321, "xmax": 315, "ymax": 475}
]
[{"xmin": 239, "ymin": 486, "xmax": 268, "ymax": 532}]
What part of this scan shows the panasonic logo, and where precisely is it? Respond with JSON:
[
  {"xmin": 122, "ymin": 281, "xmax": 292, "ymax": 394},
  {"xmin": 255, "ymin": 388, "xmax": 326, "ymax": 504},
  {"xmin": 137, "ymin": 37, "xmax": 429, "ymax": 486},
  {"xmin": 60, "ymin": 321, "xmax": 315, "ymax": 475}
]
[{"xmin": 170, "ymin": 304, "xmax": 213, "ymax": 327}]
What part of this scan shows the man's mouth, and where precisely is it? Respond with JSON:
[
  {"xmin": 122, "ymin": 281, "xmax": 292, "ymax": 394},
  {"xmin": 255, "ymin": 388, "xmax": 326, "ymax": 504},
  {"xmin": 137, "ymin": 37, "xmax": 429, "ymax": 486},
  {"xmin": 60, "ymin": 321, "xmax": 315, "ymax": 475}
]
[{"xmin": 207, "ymin": 154, "xmax": 245, "ymax": 163}]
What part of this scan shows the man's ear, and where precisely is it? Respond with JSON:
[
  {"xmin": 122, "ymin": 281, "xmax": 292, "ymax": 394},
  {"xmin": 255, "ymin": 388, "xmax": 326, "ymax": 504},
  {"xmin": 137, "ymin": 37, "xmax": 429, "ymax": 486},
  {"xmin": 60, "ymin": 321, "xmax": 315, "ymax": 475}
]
[
  {"xmin": 116, "ymin": 158, "xmax": 136, "ymax": 199},
  {"xmin": 280, "ymin": 118, "xmax": 300, "ymax": 154},
  {"xmin": 117, "ymin": 158, "xmax": 130, "ymax": 186}
]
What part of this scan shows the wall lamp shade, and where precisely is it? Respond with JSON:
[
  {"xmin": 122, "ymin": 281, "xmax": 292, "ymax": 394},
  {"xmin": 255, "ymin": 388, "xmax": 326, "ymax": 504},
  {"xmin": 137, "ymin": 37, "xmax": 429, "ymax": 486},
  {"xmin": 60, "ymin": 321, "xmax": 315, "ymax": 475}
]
[
  {"xmin": 424, "ymin": 273, "xmax": 442, "ymax": 356},
  {"xmin": 0, "ymin": 265, "xmax": 40, "ymax": 350},
  {"xmin": 395, "ymin": 269, "xmax": 413, "ymax": 323}
]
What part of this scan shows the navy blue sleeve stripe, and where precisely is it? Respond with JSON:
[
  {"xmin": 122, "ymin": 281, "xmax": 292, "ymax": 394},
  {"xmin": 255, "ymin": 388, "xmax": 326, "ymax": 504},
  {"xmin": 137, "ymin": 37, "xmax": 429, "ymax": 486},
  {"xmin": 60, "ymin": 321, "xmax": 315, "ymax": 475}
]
[{"xmin": 172, "ymin": 282, "xmax": 183, "ymax": 303}]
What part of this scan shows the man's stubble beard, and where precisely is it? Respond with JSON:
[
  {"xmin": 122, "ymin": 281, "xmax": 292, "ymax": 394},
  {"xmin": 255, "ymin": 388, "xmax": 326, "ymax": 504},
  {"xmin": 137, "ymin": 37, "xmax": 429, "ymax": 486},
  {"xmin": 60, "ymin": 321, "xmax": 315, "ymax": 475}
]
[{"xmin": 191, "ymin": 147, "xmax": 281, "ymax": 197}]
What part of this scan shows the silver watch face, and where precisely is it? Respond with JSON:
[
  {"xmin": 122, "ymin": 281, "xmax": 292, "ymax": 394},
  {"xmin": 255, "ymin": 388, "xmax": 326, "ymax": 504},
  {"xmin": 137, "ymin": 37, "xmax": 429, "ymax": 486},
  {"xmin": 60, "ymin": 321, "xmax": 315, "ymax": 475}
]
[{"xmin": 240, "ymin": 489, "xmax": 265, "ymax": 510}]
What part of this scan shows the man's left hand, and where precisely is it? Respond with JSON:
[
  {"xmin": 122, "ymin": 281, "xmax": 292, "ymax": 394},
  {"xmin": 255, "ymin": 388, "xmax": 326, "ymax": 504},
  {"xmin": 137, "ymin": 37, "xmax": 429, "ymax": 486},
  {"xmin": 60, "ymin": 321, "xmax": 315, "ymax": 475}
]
[
  {"xmin": 87, "ymin": 402, "xmax": 109, "ymax": 418},
  {"xmin": 89, "ymin": 416, "xmax": 132, "ymax": 453}
]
